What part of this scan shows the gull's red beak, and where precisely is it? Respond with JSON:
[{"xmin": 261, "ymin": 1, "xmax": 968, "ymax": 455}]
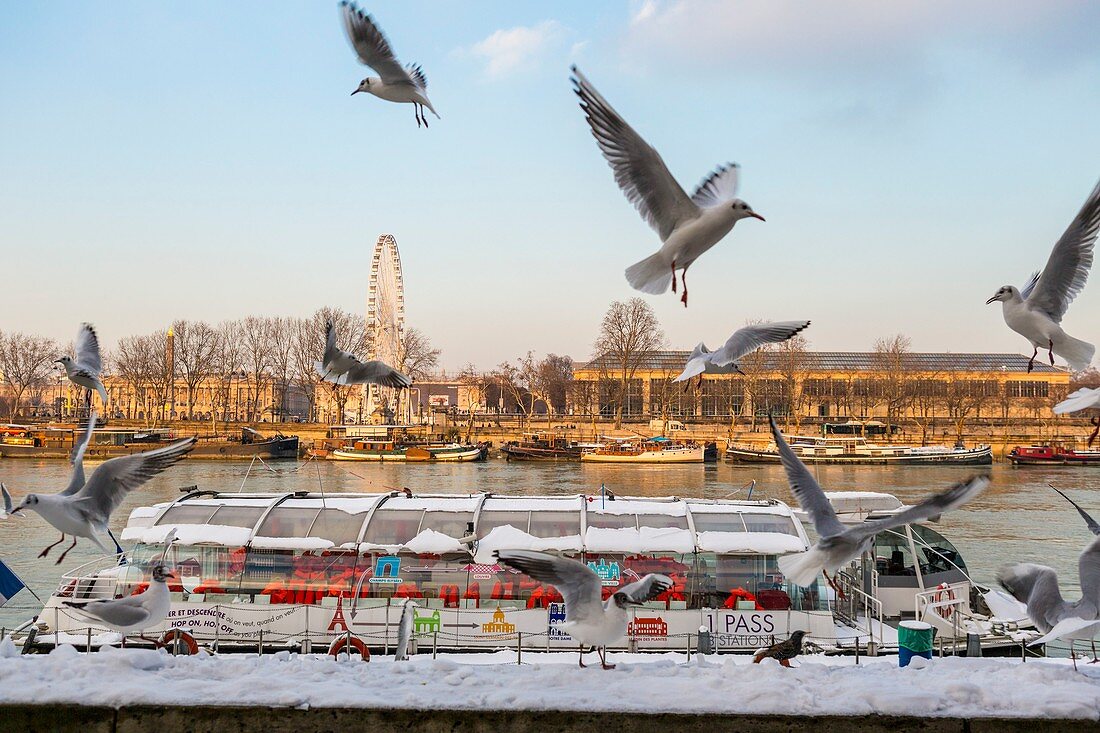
[{"xmin": 749, "ymin": 212, "xmax": 766, "ymax": 222}]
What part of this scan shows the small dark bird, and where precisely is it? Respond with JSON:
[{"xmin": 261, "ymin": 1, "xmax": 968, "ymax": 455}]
[{"xmin": 752, "ymin": 630, "xmax": 807, "ymax": 667}]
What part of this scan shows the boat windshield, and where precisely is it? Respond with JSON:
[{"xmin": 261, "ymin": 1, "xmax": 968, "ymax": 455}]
[{"xmin": 910, "ymin": 524, "xmax": 967, "ymax": 575}]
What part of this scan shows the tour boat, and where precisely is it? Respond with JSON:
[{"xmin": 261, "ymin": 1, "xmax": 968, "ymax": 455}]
[
  {"xmin": 500, "ymin": 433, "xmax": 594, "ymax": 461},
  {"xmin": 331, "ymin": 440, "xmax": 486, "ymax": 462},
  {"xmin": 0, "ymin": 425, "xmax": 300, "ymax": 460},
  {"xmin": 23, "ymin": 488, "xmax": 1027, "ymax": 656},
  {"xmin": 725, "ymin": 434, "xmax": 992, "ymax": 465},
  {"xmin": 580, "ymin": 437, "xmax": 704, "ymax": 464},
  {"xmin": 1008, "ymin": 445, "xmax": 1100, "ymax": 466}
]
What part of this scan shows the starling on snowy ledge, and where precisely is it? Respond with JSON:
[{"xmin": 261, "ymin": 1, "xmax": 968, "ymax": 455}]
[{"xmin": 752, "ymin": 630, "xmax": 807, "ymax": 667}]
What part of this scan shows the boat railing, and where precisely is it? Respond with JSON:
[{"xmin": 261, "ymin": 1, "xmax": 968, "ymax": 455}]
[
  {"xmin": 55, "ymin": 556, "xmax": 141, "ymax": 602},
  {"xmin": 914, "ymin": 581, "xmax": 973, "ymax": 639},
  {"xmin": 834, "ymin": 569, "xmax": 884, "ymax": 647}
]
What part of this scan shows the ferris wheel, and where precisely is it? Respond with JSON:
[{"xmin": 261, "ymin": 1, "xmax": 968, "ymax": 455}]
[{"xmin": 364, "ymin": 233, "xmax": 405, "ymax": 422}]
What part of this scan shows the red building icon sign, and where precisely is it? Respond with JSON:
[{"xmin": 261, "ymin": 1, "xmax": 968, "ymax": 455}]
[{"xmin": 628, "ymin": 616, "xmax": 668, "ymax": 639}]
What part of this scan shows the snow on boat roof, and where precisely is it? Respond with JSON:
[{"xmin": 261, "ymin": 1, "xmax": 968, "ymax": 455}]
[{"xmin": 120, "ymin": 491, "xmax": 814, "ymax": 556}]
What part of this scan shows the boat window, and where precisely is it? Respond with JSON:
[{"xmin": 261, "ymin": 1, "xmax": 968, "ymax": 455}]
[
  {"xmin": 309, "ymin": 509, "xmax": 367, "ymax": 545},
  {"xmin": 257, "ymin": 507, "xmax": 322, "ymax": 538},
  {"xmin": 206, "ymin": 505, "xmax": 266, "ymax": 528},
  {"xmin": 420, "ymin": 511, "xmax": 475, "ymax": 540},
  {"xmin": 477, "ymin": 510, "xmax": 529, "ymax": 536},
  {"xmin": 742, "ymin": 514, "xmax": 798, "ymax": 536},
  {"xmin": 156, "ymin": 504, "xmax": 221, "ymax": 526},
  {"xmin": 586, "ymin": 513, "xmax": 637, "ymax": 530},
  {"xmin": 693, "ymin": 553, "xmax": 826, "ymax": 612},
  {"xmin": 874, "ymin": 530, "xmax": 917, "ymax": 576},
  {"xmin": 363, "ymin": 509, "xmax": 425, "ymax": 545},
  {"xmin": 910, "ymin": 524, "xmax": 967, "ymax": 574},
  {"xmin": 690, "ymin": 513, "xmax": 747, "ymax": 533},
  {"xmin": 636, "ymin": 513, "xmax": 689, "ymax": 530},
  {"xmin": 527, "ymin": 511, "xmax": 581, "ymax": 539}
]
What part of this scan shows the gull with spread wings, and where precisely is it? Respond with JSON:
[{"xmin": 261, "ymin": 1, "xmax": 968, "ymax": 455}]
[
  {"xmin": 495, "ymin": 549, "xmax": 671, "ymax": 669},
  {"xmin": 770, "ymin": 415, "xmax": 988, "ymax": 589},
  {"xmin": 340, "ymin": 2, "xmax": 439, "ymax": 127},
  {"xmin": 315, "ymin": 320, "xmax": 411, "ymax": 389},
  {"xmin": 987, "ymin": 180, "xmax": 1099, "ymax": 372},
  {"xmin": 570, "ymin": 66, "xmax": 764, "ymax": 307},
  {"xmin": 56, "ymin": 323, "xmax": 108, "ymax": 406},
  {"xmin": 674, "ymin": 321, "xmax": 811, "ymax": 385}
]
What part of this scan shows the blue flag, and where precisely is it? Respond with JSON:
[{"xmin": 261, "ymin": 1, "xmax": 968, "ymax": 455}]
[{"xmin": 0, "ymin": 559, "xmax": 26, "ymax": 607}]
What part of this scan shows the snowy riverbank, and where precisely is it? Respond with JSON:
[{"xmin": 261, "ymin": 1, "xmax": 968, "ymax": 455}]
[{"xmin": 1, "ymin": 644, "xmax": 1099, "ymax": 720}]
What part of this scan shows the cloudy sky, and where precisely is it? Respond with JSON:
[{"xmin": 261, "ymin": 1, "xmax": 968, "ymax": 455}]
[{"xmin": 2, "ymin": 1, "xmax": 1098, "ymax": 371}]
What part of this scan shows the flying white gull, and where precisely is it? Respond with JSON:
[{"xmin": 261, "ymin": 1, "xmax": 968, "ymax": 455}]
[
  {"xmin": 998, "ymin": 487, "xmax": 1100, "ymax": 651},
  {"xmin": 987, "ymin": 179, "xmax": 1099, "ymax": 373},
  {"xmin": 1, "ymin": 484, "xmax": 21, "ymax": 518},
  {"xmin": 56, "ymin": 323, "xmax": 108, "ymax": 405},
  {"xmin": 571, "ymin": 66, "xmax": 764, "ymax": 307},
  {"xmin": 495, "ymin": 549, "xmax": 671, "ymax": 669},
  {"xmin": 674, "ymin": 321, "xmax": 811, "ymax": 383},
  {"xmin": 770, "ymin": 415, "xmax": 988, "ymax": 588},
  {"xmin": 340, "ymin": 2, "xmax": 439, "ymax": 128},
  {"xmin": 394, "ymin": 599, "xmax": 417, "ymax": 661},
  {"xmin": 1054, "ymin": 388, "xmax": 1100, "ymax": 447},
  {"xmin": 315, "ymin": 320, "xmax": 411, "ymax": 389},
  {"xmin": 63, "ymin": 561, "xmax": 177, "ymax": 634},
  {"xmin": 10, "ymin": 433, "xmax": 196, "ymax": 564}
]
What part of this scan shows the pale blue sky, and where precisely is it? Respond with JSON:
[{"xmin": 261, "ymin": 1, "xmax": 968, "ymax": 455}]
[{"xmin": 2, "ymin": 1, "xmax": 1098, "ymax": 371}]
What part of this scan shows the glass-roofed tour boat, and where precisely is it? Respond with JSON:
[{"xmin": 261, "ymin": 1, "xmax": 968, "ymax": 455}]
[{"xmin": 26, "ymin": 487, "xmax": 1030, "ymax": 657}]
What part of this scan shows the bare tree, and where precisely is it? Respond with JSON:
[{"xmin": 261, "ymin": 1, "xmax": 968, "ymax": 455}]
[
  {"xmin": 0, "ymin": 332, "xmax": 58, "ymax": 420},
  {"xmin": 113, "ymin": 334, "xmax": 158, "ymax": 423},
  {"xmin": 146, "ymin": 329, "xmax": 174, "ymax": 425},
  {"xmin": 592, "ymin": 298, "xmax": 665, "ymax": 428},
  {"xmin": 212, "ymin": 320, "xmax": 244, "ymax": 430},
  {"xmin": 398, "ymin": 328, "xmax": 441, "ymax": 381},
  {"xmin": 537, "ymin": 354, "xmax": 573, "ymax": 415},
  {"xmin": 872, "ymin": 334, "xmax": 914, "ymax": 442},
  {"xmin": 267, "ymin": 317, "xmax": 297, "ymax": 421},
  {"xmin": 775, "ymin": 333, "xmax": 810, "ymax": 432},
  {"xmin": 291, "ymin": 308, "xmax": 367, "ymax": 424},
  {"xmin": 239, "ymin": 316, "xmax": 274, "ymax": 421},
  {"xmin": 173, "ymin": 320, "xmax": 220, "ymax": 420},
  {"xmin": 492, "ymin": 360, "xmax": 533, "ymax": 429}
]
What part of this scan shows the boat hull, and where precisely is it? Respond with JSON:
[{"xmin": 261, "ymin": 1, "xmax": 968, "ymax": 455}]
[
  {"xmin": 501, "ymin": 445, "xmax": 583, "ymax": 461},
  {"xmin": 332, "ymin": 444, "xmax": 485, "ymax": 462},
  {"xmin": 0, "ymin": 436, "xmax": 300, "ymax": 460},
  {"xmin": 725, "ymin": 445, "xmax": 993, "ymax": 465},
  {"xmin": 582, "ymin": 447, "xmax": 704, "ymax": 463}
]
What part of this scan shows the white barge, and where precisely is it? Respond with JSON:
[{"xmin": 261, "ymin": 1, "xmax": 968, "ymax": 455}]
[{"xmin": 29, "ymin": 490, "xmax": 1026, "ymax": 656}]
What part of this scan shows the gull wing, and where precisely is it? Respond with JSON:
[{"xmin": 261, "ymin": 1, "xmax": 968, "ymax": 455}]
[
  {"xmin": 1025, "ymin": 179, "xmax": 1100, "ymax": 322},
  {"xmin": 1050, "ymin": 486, "xmax": 1100, "ymax": 536},
  {"xmin": 997, "ymin": 562, "xmax": 1069, "ymax": 632},
  {"xmin": 1019, "ymin": 271, "xmax": 1040, "ymax": 301},
  {"xmin": 343, "ymin": 360, "xmax": 412, "ymax": 389},
  {"xmin": 711, "ymin": 321, "xmax": 811, "ymax": 366},
  {"xmin": 74, "ymin": 438, "xmax": 197, "ymax": 528},
  {"xmin": 849, "ymin": 476, "xmax": 989, "ymax": 543},
  {"xmin": 1053, "ymin": 388, "xmax": 1100, "ymax": 415},
  {"xmin": 65, "ymin": 595, "xmax": 150, "ymax": 629},
  {"xmin": 1, "ymin": 484, "xmax": 21, "ymax": 517},
  {"xmin": 571, "ymin": 66, "xmax": 698, "ymax": 241},
  {"xmin": 691, "ymin": 164, "xmax": 740, "ymax": 208},
  {"xmin": 74, "ymin": 323, "xmax": 103, "ymax": 374},
  {"xmin": 1030, "ymin": 616, "xmax": 1100, "ymax": 647},
  {"xmin": 769, "ymin": 415, "xmax": 845, "ymax": 538},
  {"xmin": 395, "ymin": 600, "xmax": 416, "ymax": 661},
  {"xmin": 61, "ymin": 409, "xmax": 98, "ymax": 496},
  {"xmin": 1078, "ymin": 536, "xmax": 1100, "ymax": 615},
  {"xmin": 673, "ymin": 344, "xmax": 710, "ymax": 383},
  {"xmin": 613, "ymin": 573, "xmax": 673, "ymax": 605},
  {"xmin": 339, "ymin": 2, "xmax": 417, "ymax": 87},
  {"xmin": 495, "ymin": 550, "xmax": 603, "ymax": 625}
]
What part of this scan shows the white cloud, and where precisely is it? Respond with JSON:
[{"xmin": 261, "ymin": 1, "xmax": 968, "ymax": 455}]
[
  {"xmin": 630, "ymin": 0, "xmax": 658, "ymax": 25},
  {"xmin": 469, "ymin": 20, "xmax": 565, "ymax": 79}
]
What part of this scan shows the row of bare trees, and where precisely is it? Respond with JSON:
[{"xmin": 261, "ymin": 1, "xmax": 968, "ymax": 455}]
[{"xmin": 0, "ymin": 312, "xmax": 440, "ymax": 425}]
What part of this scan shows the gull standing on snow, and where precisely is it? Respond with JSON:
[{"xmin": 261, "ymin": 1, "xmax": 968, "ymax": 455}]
[
  {"xmin": 56, "ymin": 323, "xmax": 108, "ymax": 406},
  {"xmin": 770, "ymin": 415, "xmax": 988, "ymax": 587},
  {"xmin": 9, "ymin": 433, "xmax": 196, "ymax": 564},
  {"xmin": 63, "ymin": 562, "xmax": 177, "ymax": 634},
  {"xmin": 394, "ymin": 599, "xmax": 417, "ymax": 661},
  {"xmin": 340, "ymin": 2, "xmax": 439, "ymax": 128},
  {"xmin": 997, "ymin": 487, "xmax": 1100, "ymax": 651},
  {"xmin": 987, "ymin": 180, "xmax": 1100, "ymax": 373},
  {"xmin": 316, "ymin": 320, "xmax": 411, "ymax": 389},
  {"xmin": 1054, "ymin": 388, "xmax": 1100, "ymax": 447},
  {"xmin": 674, "ymin": 321, "xmax": 811, "ymax": 383},
  {"xmin": 571, "ymin": 66, "xmax": 764, "ymax": 307},
  {"xmin": 495, "ymin": 549, "xmax": 672, "ymax": 669}
]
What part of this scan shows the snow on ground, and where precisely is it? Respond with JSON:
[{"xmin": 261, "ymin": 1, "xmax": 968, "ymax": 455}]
[{"xmin": 0, "ymin": 646, "xmax": 1099, "ymax": 719}]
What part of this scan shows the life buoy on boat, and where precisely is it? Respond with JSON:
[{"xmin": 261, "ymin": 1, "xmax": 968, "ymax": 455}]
[
  {"xmin": 933, "ymin": 583, "xmax": 956, "ymax": 619},
  {"xmin": 328, "ymin": 634, "xmax": 370, "ymax": 661},
  {"xmin": 159, "ymin": 629, "xmax": 199, "ymax": 655}
]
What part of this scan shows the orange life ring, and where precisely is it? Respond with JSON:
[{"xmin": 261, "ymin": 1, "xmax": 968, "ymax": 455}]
[
  {"xmin": 159, "ymin": 629, "xmax": 199, "ymax": 655},
  {"xmin": 329, "ymin": 635, "xmax": 370, "ymax": 661},
  {"xmin": 933, "ymin": 583, "xmax": 956, "ymax": 619}
]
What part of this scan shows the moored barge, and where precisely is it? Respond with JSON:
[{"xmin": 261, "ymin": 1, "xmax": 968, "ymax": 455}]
[{"xmin": 726, "ymin": 434, "xmax": 992, "ymax": 465}]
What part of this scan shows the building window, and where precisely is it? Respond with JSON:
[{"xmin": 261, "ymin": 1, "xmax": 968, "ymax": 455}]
[
  {"xmin": 1008, "ymin": 381, "xmax": 1049, "ymax": 398},
  {"xmin": 598, "ymin": 379, "xmax": 643, "ymax": 417},
  {"xmin": 701, "ymin": 379, "xmax": 743, "ymax": 417},
  {"xmin": 650, "ymin": 378, "xmax": 692, "ymax": 416}
]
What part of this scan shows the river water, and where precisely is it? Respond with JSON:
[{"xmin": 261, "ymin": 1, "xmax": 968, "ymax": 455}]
[{"xmin": 2, "ymin": 457, "xmax": 1098, "ymax": 637}]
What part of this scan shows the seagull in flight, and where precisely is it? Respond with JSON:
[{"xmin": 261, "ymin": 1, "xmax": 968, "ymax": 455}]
[
  {"xmin": 1, "ymin": 484, "xmax": 21, "ymax": 518},
  {"xmin": 315, "ymin": 320, "xmax": 411, "ymax": 389},
  {"xmin": 571, "ymin": 66, "xmax": 764, "ymax": 307},
  {"xmin": 674, "ymin": 321, "xmax": 811, "ymax": 384},
  {"xmin": 10, "ymin": 428, "xmax": 196, "ymax": 564},
  {"xmin": 998, "ymin": 487, "xmax": 1100, "ymax": 655},
  {"xmin": 56, "ymin": 323, "xmax": 108, "ymax": 406},
  {"xmin": 1054, "ymin": 388, "xmax": 1100, "ymax": 447},
  {"xmin": 987, "ymin": 180, "xmax": 1099, "ymax": 373},
  {"xmin": 495, "ymin": 549, "xmax": 671, "ymax": 669},
  {"xmin": 63, "ymin": 561, "xmax": 177, "ymax": 634},
  {"xmin": 340, "ymin": 2, "xmax": 439, "ymax": 128},
  {"xmin": 770, "ymin": 415, "xmax": 988, "ymax": 588}
]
